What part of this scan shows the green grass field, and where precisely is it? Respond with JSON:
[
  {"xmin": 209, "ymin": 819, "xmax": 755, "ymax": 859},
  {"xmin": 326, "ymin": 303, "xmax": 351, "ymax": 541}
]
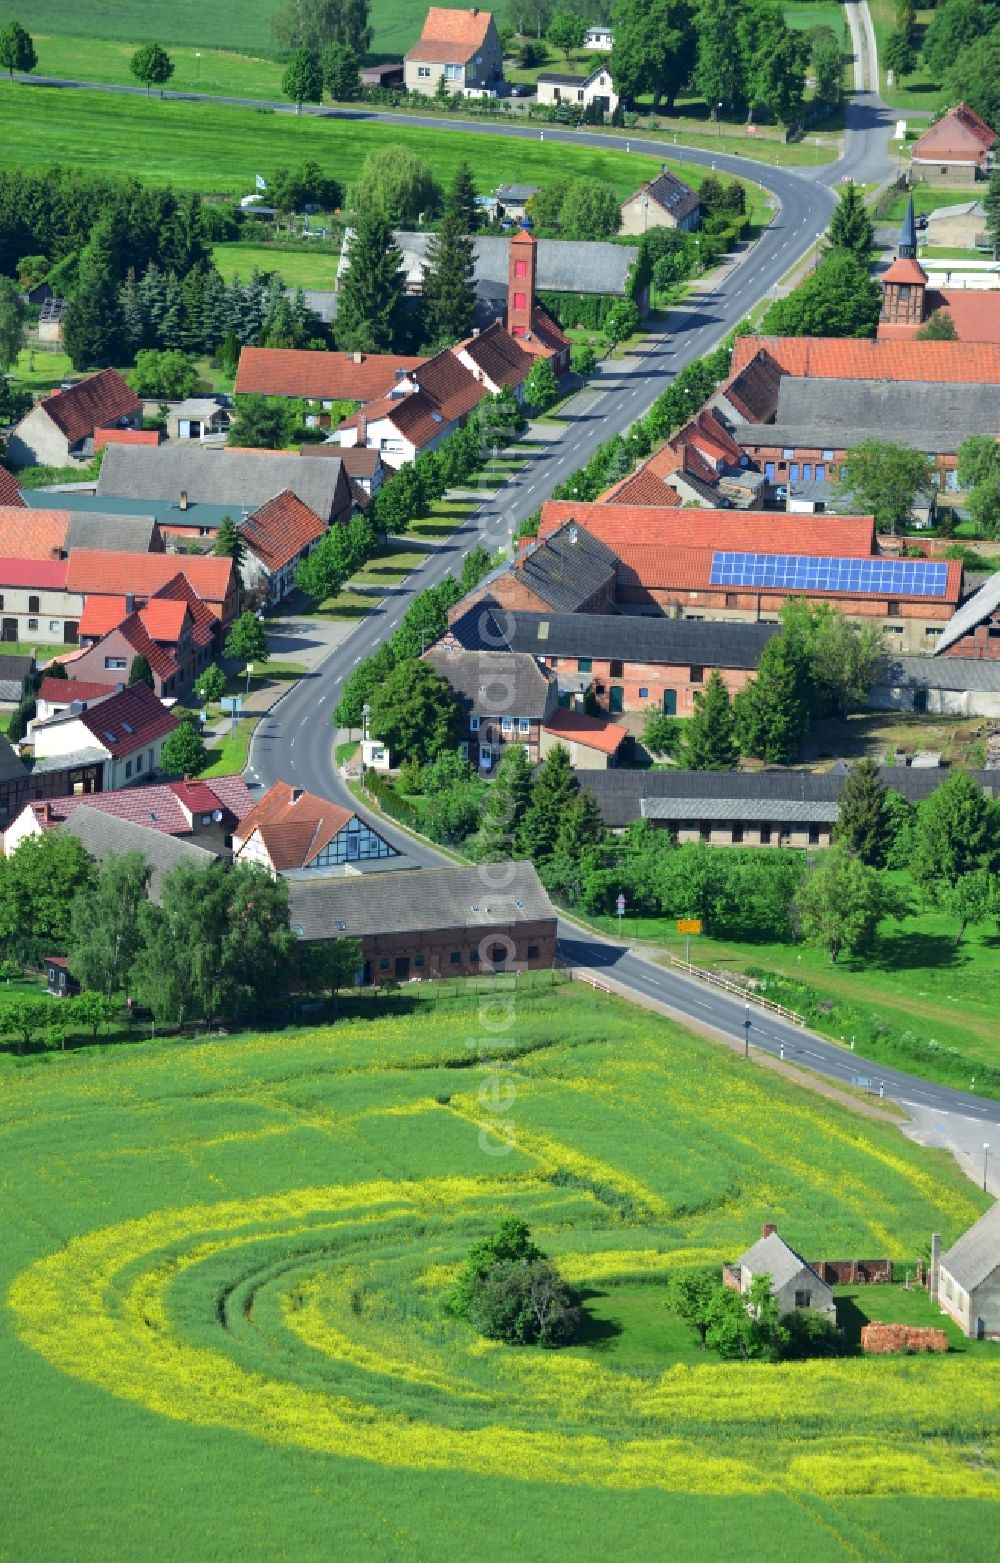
[
  {"xmin": 2, "ymin": 984, "xmax": 996, "ymax": 1560},
  {"xmin": 0, "ymin": 84, "xmax": 666, "ymax": 196},
  {"xmin": 212, "ymin": 241, "xmax": 338, "ymax": 288}
]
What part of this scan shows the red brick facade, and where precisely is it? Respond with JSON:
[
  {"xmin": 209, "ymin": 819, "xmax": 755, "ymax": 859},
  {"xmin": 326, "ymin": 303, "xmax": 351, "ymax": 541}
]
[
  {"xmin": 861, "ymin": 1323, "xmax": 949, "ymax": 1354},
  {"xmin": 939, "ymin": 606, "xmax": 1000, "ymax": 659},
  {"xmin": 360, "ymin": 921, "xmax": 556, "ymax": 984},
  {"xmin": 540, "ymin": 653, "xmax": 757, "ymax": 716},
  {"xmin": 741, "ymin": 440, "xmax": 955, "ymax": 486}
]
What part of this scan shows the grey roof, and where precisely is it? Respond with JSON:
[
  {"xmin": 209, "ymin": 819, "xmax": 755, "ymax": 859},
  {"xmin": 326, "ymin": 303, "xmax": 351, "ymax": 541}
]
[
  {"xmin": 630, "ymin": 170, "xmax": 700, "ymax": 224},
  {"xmin": 26, "ymin": 745, "xmax": 108, "ymax": 776},
  {"xmin": 939, "ymin": 1201, "xmax": 1000, "ymax": 1292},
  {"xmin": 735, "ymin": 377, "xmax": 1000, "ymax": 456},
  {"xmin": 171, "ymin": 398, "xmax": 227, "ymax": 421},
  {"xmin": 509, "ymin": 522, "xmax": 618, "ymax": 612},
  {"xmin": 0, "ymin": 654, "xmax": 33, "ymax": 704},
  {"xmin": 64, "ymin": 511, "xmax": 160, "ymax": 553},
  {"xmin": 495, "ymin": 184, "xmax": 541, "ymax": 202},
  {"xmin": 934, "ymin": 571, "xmax": 1000, "ymax": 654},
  {"xmin": 927, "ymin": 199, "xmax": 984, "ymax": 222},
  {"xmin": 62, "ymin": 804, "xmax": 219, "ymax": 901},
  {"xmin": 577, "ymin": 765, "xmax": 998, "ymax": 828},
  {"xmin": 288, "ymin": 862, "xmax": 555, "ymax": 941},
  {"xmin": 97, "ymin": 443, "xmax": 344, "ymax": 519},
  {"xmin": 738, "ymin": 1230, "xmax": 827, "ymax": 1291},
  {"xmin": 882, "ymin": 653, "xmax": 1000, "ymax": 692},
  {"xmin": 537, "ymin": 71, "xmax": 587, "ymax": 85},
  {"xmin": 425, "ymin": 647, "xmax": 552, "ymax": 717},
  {"xmin": 393, "ymin": 233, "xmax": 638, "ymax": 299},
  {"xmin": 641, "ymin": 797, "xmax": 838, "ymax": 823},
  {"xmin": 448, "ymin": 604, "xmax": 778, "ymax": 667}
]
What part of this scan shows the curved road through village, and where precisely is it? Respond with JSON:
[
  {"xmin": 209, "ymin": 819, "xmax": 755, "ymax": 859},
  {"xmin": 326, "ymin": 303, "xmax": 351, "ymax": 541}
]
[{"xmin": 41, "ymin": 7, "xmax": 989, "ymax": 1130}]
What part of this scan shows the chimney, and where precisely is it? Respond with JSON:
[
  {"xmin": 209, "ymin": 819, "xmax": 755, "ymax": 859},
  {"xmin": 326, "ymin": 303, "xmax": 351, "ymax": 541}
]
[
  {"xmin": 929, "ymin": 1232, "xmax": 941, "ymax": 1302},
  {"xmin": 505, "ymin": 223, "xmax": 537, "ymax": 341},
  {"xmin": 352, "ymin": 351, "xmax": 363, "ymax": 364},
  {"xmin": 357, "ymin": 411, "xmax": 367, "ymax": 447},
  {"xmin": 761, "ymin": 1221, "xmax": 777, "ymax": 1239}
]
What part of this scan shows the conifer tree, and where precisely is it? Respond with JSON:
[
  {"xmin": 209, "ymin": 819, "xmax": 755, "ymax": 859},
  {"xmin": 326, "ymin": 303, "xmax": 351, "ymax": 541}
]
[
  {"xmin": 834, "ymin": 757, "xmax": 893, "ymax": 868},
  {"xmin": 683, "ymin": 670, "xmax": 740, "ymax": 771},
  {"xmin": 445, "ymin": 161, "xmax": 479, "ymax": 232},
  {"xmin": 516, "ymin": 744, "xmax": 578, "ymax": 864},
  {"xmin": 421, "ymin": 210, "xmax": 477, "ymax": 348},
  {"xmin": 213, "ymin": 514, "xmax": 245, "ymax": 571},
  {"xmin": 63, "ymin": 221, "xmax": 124, "ymax": 369},
  {"xmin": 826, "ymin": 181, "xmax": 874, "ymax": 262},
  {"xmin": 472, "ymin": 744, "xmax": 533, "ymax": 861},
  {"xmin": 336, "ymin": 211, "xmax": 405, "ymax": 352},
  {"xmin": 127, "ymin": 654, "xmax": 154, "ymax": 689}
]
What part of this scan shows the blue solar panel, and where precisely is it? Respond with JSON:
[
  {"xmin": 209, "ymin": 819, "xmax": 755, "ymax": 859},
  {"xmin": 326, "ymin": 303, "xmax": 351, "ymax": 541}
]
[{"xmin": 709, "ymin": 552, "xmax": 949, "ymax": 599}]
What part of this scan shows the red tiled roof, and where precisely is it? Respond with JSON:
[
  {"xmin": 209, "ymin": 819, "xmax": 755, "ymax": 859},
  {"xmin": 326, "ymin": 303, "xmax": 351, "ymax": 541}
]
[
  {"xmin": 730, "ymin": 334, "xmax": 1000, "ymax": 383},
  {"xmin": 927, "ymin": 290, "xmax": 1000, "ymax": 345},
  {"xmin": 882, "ymin": 257, "xmax": 928, "ymax": 285},
  {"xmin": 0, "ymin": 556, "xmax": 68, "ymax": 588},
  {"xmin": 70, "ymin": 682, "xmax": 179, "ymax": 758},
  {"xmin": 151, "ymin": 573, "xmax": 218, "ymax": 646},
  {"xmin": 66, "ymin": 551, "xmax": 233, "ymax": 609},
  {"xmin": 721, "ymin": 348, "xmax": 785, "ymax": 423},
  {"xmin": 242, "ymin": 489, "xmax": 327, "ymax": 573},
  {"xmin": 236, "ymin": 347, "xmax": 426, "ymax": 401},
  {"xmin": 597, "ymin": 469, "xmax": 681, "ymax": 506},
  {"xmin": 414, "ymin": 348, "xmax": 485, "ymax": 421},
  {"xmin": 613, "ymin": 546, "xmax": 962, "ymax": 602},
  {"xmin": 406, "ymin": 5, "xmax": 494, "ymax": 63},
  {"xmin": 21, "ymin": 775, "xmax": 252, "ymax": 837},
  {"xmin": 119, "ymin": 613, "xmax": 179, "ymax": 683},
  {"xmin": 37, "ymin": 677, "xmax": 118, "ymax": 705},
  {"xmin": 538, "ymin": 503, "xmax": 877, "ymax": 556},
  {"xmin": 39, "ymin": 369, "xmax": 141, "ymax": 445},
  {"xmin": 79, "ymin": 596, "xmax": 129, "ymax": 638},
  {"xmin": 691, "ymin": 408, "xmax": 744, "ymax": 463},
  {"xmin": 233, "ymin": 780, "xmax": 355, "ymax": 869},
  {"xmin": 0, "ymin": 507, "xmax": 68, "ymax": 560},
  {"xmin": 93, "ymin": 427, "xmax": 162, "ymax": 450},
  {"xmin": 0, "ymin": 466, "xmax": 24, "ymax": 508},
  {"xmin": 138, "ymin": 598, "xmax": 190, "ymax": 643},
  {"xmin": 913, "ymin": 102, "xmax": 996, "ymax": 162},
  {"xmin": 516, "ymin": 306, "xmax": 571, "ymax": 359},
  {"xmin": 543, "ymin": 707, "xmax": 628, "ymax": 755}
]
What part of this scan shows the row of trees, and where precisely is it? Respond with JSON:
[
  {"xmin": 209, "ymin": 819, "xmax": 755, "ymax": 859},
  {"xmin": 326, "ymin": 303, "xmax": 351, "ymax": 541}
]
[
  {"xmin": 0, "ymin": 832, "xmax": 360, "ymax": 1041},
  {"xmin": 887, "ymin": 0, "xmax": 1000, "ymax": 126}
]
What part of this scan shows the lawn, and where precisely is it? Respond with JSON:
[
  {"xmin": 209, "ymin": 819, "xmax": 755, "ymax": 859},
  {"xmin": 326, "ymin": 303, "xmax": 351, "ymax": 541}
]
[
  {"xmin": 408, "ymin": 498, "xmax": 478, "ymax": 541},
  {"xmin": 201, "ymin": 713, "xmax": 256, "ymax": 776},
  {"xmin": 869, "ymin": 0, "xmax": 942, "ymax": 111},
  {"xmin": 11, "ymin": 347, "xmax": 76, "ymax": 395},
  {"xmin": 349, "ymin": 542, "xmax": 434, "ymax": 589},
  {"xmin": 0, "ymin": 85, "xmax": 667, "ymax": 197},
  {"xmin": 880, "ymin": 185, "xmax": 977, "ymax": 222},
  {"xmin": 2, "ymin": 984, "xmax": 995, "ymax": 1560},
  {"xmin": 213, "ymin": 242, "xmax": 338, "ymax": 289},
  {"xmin": 313, "ymin": 589, "xmax": 376, "ymax": 619}
]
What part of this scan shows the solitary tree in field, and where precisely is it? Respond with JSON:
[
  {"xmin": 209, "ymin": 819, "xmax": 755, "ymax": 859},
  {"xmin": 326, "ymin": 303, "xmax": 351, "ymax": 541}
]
[
  {"xmin": 0, "ymin": 20, "xmax": 37, "ymax": 81},
  {"xmin": 282, "ymin": 46, "xmax": 323, "ymax": 110},
  {"xmin": 130, "ymin": 42, "xmax": 175, "ymax": 96},
  {"xmin": 666, "ymin": 1267, "xmax": 720, "ymax": 1348}
]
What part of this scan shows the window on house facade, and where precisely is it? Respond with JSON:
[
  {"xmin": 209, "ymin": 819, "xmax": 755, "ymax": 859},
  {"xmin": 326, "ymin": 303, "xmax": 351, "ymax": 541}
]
[
  {"xmin": 501, "ymin": 716, "xmax": 513, "ymax": 733},
  {"xmin": 48, "ymin": 620, "xmax": 59, "ymax": 633},
  {"xmin": 27, "ymin": 618, "xmax": 38, "ymax": 630},
  {"xmin": 105, "ymin": 657, "xmax": 127, "ymax": 670},
  {"xmin": 445, "ymin": 63, "xmax": 462, "ymax": 79},
  {"xmin": 470, "ymin": 715, "xmax": 480, "ymax": 731},
  {"xmin": 450, "ymin": 951, "xmax": 461, "ymax": 965},
  {"xmin": 609, "ymin": 660, "xmax": 623, "ymax": 678},
  {"xmin": 898, "ymin": 285, "xmax": 910, "ymax": 302},
  {"xmin": 887, "ymin": 601, "xmax": 901, "ymax": 618},
  {"xmin": 725, "ymin": 593, "xmax": 738, "ymax": 609},
  {"xmin": 125, "ymin": 760, "xmax": 132, "ymax": 779},
  {"xmin": 518, "ymin": 717, "xmax": 530, "ymax": 734},
  {"xmin": 822, "ymin": 449, "xmax": 834, "ymax": 461},
  {"xmin": 414, "ymin": 954, "xmax": 424, "ymax": 968},
  {"xmin": 760, "ymin": 825, "xmax": 772, "ymax": 844},
  {"xmin": 794, "ymin": 1290, "xmax": 812, "ymax": 1309},
  {"xmin": 638, "ymin": 687, "xmax": 648, "ymax": 699},
  {"xmin": 513, "ymin": 291, "xmax": 526, "ymax": 310},
  {"xmin": 28, "ymin": 595, "xmax": 39, "ymax": 613},
  {"xmin": 469, "ymin": 947, "xmax": 479, "ymax": 962},
  {"xmin": 515, "ymin": 258, "xmax": 527, "ymax": 277},
  {"xmin": 136, "ymin": 753, "xmax": 144, "ymax": 772},
  {"xmin": 459, "ymin": 741, "xmax": 469, "ymax": 759},
  {"xmin": 690, "ymin": 666, "xmax": 704, "ymax": 683},
  {"xmin": 418, "ymin": 65, "xmax": 430, "ymax": 76},
  {"xmin": 577, "ymin": 657, "xmax": 592, "ymax": 672},
  {"xmin": 527, "ymin": 944, "xmax": 540, "ymax": 959},
  {"xmin": 782, "ymin": 448, "xmax": 793, "ymax": 460},
  {"xmin": 379, "ymin": 957, "xmax": 390, "ymax": 971}
]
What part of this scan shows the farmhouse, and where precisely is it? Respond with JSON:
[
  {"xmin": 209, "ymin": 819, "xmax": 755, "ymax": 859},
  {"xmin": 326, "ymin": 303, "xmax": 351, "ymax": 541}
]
[
  {"xmin": 336, "ymin": 348, "xmax": 487, "ymax": 465},
  {"xmin": 65, "ymin": 551, "xmax": 237, "ymax": 628},
  {"xmin": 937, "ymin": 1202, "xmax": 1000, "ymax": 1339},
  {"xmin": 910, "ymin": 102, "xmax": 996, "ymax": 182},
  {"xmin": 61, "ymin": 805, "xmax": 219, "ymax": 900},
  {"xmin": 404, "ymin": 6, "xmax": 504, "ymax": 97},
  {"xmin": 232, "ymin": 781, "xmax": 399, "ymax": 875},
  {"xmin": 424, "ymin": 645, "xmax": 557, "ymax": 769},
  {"xmin": 235, "ymin": 347, "xmax": 427, "ymax": 405},
  {"xmin": 239, "ymin": 489, "xmax": 328, "ymax": 604},
  {"xmin": 4, "ymin": 773, "xmax": 251, "ymax": 857},
  {"xmin": 731, "ymin": 1224, "xmax": 837, "ymax": 1320},
  {"xmin": 287, "ymin": 861, "xmax": 557, "ymax": 982},
  {"xmin": 97, "ymin": 443, "xmax": 352, "ymax": 529},
  {"xmin": 535, "ymin": 63, "xmax": 618, "ymax": 116},
  {"xmin": 620, "ymin": 171, "xmax": 701, "ymax": 236},
  {"xmin": 6, "ymin": 369, "xmax": 142, "ymax": 469}
]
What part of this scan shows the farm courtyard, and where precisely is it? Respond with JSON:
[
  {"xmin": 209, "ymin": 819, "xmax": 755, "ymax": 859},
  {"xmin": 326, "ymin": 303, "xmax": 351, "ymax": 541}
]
[{"xmin": 3, "ymin": 985, "xmax": 997, "ymax": 1561}]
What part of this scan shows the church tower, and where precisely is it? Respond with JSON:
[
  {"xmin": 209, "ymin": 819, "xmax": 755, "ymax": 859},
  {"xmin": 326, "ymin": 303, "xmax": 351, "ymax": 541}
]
[{"xmin": 880, "ymin": 193, "xmax": 928, "ymax": 329}]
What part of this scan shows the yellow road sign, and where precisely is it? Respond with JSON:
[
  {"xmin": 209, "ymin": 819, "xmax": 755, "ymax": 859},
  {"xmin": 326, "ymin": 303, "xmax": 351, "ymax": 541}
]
[{"xmin": 676, "ymin": 918, "xmax": 702, "ymax": 935}]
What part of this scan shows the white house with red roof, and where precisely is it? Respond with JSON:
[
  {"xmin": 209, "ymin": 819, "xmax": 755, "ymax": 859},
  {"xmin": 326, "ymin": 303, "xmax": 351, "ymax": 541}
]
[
  {"xmin": 404, "ymin": 6, "xmax": 503, "ymax": 96},
  {"xmin": 232, "ymin": 780, "xmax": 399, "ymax": 875},
  {"xmin": 34, "ymin": 677, "xmax": 119, "ymax": 724},
  {"xmin": 29, "ymin": 682, "xmax": 180, "ymax": 790},
  {"xmin": 6, "ymin": 369, "xmax": 142, "ymax": 469},
  {"xmin": 336, "ymin": 347, "xmax": 487, "ymax": 466},
  {"xmin": 240, "ymin": 489, "xmax": 328, "ymax": 603},
  {"xmin": 3, "ymin": 773, "xmax": 252, "ymax": 856},
  {"xmin": 0, "ymin": 556, "xmax": 83, "ymax": 645}
]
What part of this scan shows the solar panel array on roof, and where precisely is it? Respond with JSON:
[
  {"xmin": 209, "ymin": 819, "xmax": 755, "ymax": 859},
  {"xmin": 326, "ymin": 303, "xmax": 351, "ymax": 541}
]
[{"xmin": 709, "ymin": 551, "xmax": 950, "ymax": 599}]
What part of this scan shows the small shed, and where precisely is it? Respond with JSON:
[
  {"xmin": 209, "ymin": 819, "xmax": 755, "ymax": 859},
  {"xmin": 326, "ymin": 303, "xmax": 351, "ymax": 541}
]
[
  {"xmin": 735, "ymin": 1223, "xmax": 836, "ymax": 1321},
  {"xmin": 937, "ymin": 1201, "xmax": 1000, "ymax": 1339},
  {"xmin": 168, "ymin": 399, "xmax": 231, "ymax": 442},
  {"xmin": 45, "ymin": 956, "xmax": 79, "ymax": 998}
]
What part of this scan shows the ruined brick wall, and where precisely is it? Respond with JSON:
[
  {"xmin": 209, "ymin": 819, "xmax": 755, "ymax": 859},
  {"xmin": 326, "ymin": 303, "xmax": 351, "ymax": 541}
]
[{"xmin": 861, "ymin": 1323, "xmax": 949, "ymax": 1354}]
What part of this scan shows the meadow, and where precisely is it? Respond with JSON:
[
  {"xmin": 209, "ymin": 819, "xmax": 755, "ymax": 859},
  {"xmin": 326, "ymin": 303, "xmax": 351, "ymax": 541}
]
[
  {"xmin": 0, "ymin": 85, "xmax": 666, "ymax": 196},
  {"xmin": 3, "ymin": 984, "xmax": 997, "ymax": 1561}
]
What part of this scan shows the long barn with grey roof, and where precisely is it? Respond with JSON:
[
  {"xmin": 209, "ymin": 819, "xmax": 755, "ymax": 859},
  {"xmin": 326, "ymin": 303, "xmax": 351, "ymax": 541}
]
[{"xmin": 97, "ymin": 443, "xmax": 351, "ymax": 525}]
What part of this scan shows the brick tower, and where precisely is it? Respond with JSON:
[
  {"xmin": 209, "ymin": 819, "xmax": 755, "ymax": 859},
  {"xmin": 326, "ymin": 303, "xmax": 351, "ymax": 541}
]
[
  {"xmin": 506, "ymin": 223, "xmax": 537, "ymax": 339},
  {"xmin": 880, "ymin": 193, "xmax": 928, "ymax": 329}
]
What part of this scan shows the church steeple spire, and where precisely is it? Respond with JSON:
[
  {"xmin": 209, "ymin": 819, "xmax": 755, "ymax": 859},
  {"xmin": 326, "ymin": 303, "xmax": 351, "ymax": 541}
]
[{"xmin": 899, "ymin": 193, "xmax": 917, "ymax": 259}]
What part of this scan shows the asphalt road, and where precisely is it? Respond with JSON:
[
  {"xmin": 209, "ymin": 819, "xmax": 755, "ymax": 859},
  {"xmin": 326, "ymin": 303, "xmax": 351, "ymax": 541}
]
[{"xmin": 79, "ymin": 3, "xmax": 978, "ymax": 1125}]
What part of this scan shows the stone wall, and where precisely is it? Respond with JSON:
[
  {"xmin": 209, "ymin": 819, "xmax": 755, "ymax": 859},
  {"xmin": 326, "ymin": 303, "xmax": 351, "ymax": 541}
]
[{"xmin": 861, "ymin": 1323, "xmax": 949, "ymax": 1354}]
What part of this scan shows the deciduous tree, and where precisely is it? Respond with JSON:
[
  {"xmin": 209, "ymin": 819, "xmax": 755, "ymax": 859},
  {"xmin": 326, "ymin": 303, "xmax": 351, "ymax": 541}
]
[
  {"xmin": 130, "ymin": 42, "xmax": 174, "ymax": 96},
  {"xmin": 557, "ymin": 177, "xmax": 621, "ymax": 240},
  {"xmin": 666, "ymin": 1266, "xmax": 720, "ymax": 1347},
  {"xmin": 320, "ymin": 39, "xmax": 360, "ymax": 99},
  {"xmin": 0, "ymin": 833, "xmax": 94, "ymax": 963},
  {"xmin": 705, "ymin": 1273, "xmax": 788, "ymax": 1361},
  {"xmin": 944, "ymin": 31, "xmax": 1000, "ymax": 127},
  {"xmin": 351, "ymin": 146, "xmax": 441, "ymax": 226},
  {"xmin": 883, "ymin": 29, "xmax": 917, "ymax": 78},
  {"xmin": 282, "ymin": 46, "xmax": 323, "ymax": 109},
  {"xmin": 271, "ymin": 0, "xmax": 372, "ymax": 57},
  {"xmin": 0, "ymin": 20, "xmax": 36, "ymax": 80},
  {"xmin": 367, "ymin": 659, "xmax": 462, "ymax": 764},
  {"xmin": 195, "ymin": 663, "xmax": 227, "ymax": 703},
  {"xmin": 760, "ymin": 251, "xmax": 881, "ymax": 339},
  {"xmin": 224, "ymin": 610, "xmax": 270, "ymax": 664},
  {"xmin": 840, "ymin": 440, "xmax": 932, "ymax": 533},
  {"xmin": 610, "ymin": 0, "xmax": 697, "ymax": 112},
  {"xmin": 913, "ymin": 772, "xmax": 1000, "ymax": 909},
  {"xmin": 547, "ymin": 9, "xmax": 586, "ymax": 59},
  {"xmin": 797, "ymin": 843, "xmax": 887, "ymax": 963},
  {"xmin": 524, "ymin": 357, "xmax": 559, "ymax": 411},
  {"xmin": 160, "ymin": 715, "xmax": 210, "ymax": 777}
]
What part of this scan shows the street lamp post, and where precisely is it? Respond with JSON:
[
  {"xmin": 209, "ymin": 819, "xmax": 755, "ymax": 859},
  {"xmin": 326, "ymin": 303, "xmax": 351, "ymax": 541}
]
[
  {"xmin": 984, "ymin": 1143, "xmax": 990, "ymax": 1192},
  {"xmin": 361, "ymin": 702, "xmax": 371, "ymax": 743},
  {"xmin": 743, "ymin": 1002, "xmax": 751, "ymax": 1060},
  {"xmin": 245, "ymin": 662, "xmax": 253, "ymax": 694},
  {"xmin": 717, "ymin": 102, "xmax": 723, "ymax": 144}
]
